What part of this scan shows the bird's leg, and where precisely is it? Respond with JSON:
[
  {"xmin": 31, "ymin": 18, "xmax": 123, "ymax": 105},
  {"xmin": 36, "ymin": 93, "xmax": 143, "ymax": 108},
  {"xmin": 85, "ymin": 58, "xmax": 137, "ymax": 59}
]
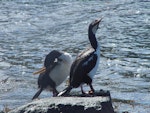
[
  {"xmin": 52, "ymin": 88, "xmax": 59, "ymax": 97},
  {"xmin": 89, "ymin": 84, "xmax": 95, "ymax": 94},
  {"xmin": 81, "ymin": 85, "xmax": 86, "ymax": 94}
]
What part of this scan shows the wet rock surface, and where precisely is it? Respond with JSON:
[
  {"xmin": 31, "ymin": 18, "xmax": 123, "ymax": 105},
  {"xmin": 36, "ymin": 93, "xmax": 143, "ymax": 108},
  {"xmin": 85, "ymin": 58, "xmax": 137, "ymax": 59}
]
[{"xmin": 9, "ymin": 90, "xmax": 115, "ymax": 113}]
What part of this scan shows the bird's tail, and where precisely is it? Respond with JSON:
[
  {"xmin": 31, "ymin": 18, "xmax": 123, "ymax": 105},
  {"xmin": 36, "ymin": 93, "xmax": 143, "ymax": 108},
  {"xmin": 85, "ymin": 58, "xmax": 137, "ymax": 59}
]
[
  {"xmin": 57, "ymin": 86, "xmax": 73, "ymax": 96},
  {"xmin": 32, "ymin": 88, "xmax": 43, "ymax": 100}
]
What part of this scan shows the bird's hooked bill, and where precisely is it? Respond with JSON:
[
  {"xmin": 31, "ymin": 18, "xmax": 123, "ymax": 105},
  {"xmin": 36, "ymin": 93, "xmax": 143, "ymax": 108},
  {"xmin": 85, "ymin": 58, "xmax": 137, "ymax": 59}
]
[{"xmin": 33, "ymin": 67, "xmax": 46, "ymax": 75}]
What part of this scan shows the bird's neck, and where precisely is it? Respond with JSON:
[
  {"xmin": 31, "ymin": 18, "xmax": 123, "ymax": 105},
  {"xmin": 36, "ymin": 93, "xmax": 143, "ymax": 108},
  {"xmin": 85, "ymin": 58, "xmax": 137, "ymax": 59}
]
[{"xmin": 88, "ymin": 29, "xmax": 98, "ymax": 50}]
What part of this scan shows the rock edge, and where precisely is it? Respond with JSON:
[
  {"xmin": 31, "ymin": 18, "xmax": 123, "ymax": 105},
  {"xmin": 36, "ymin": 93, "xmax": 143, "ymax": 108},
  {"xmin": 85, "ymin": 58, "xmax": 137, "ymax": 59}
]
[{"xmin": 9, "ymin": 90, "xmax": 115, "ymax": 113}]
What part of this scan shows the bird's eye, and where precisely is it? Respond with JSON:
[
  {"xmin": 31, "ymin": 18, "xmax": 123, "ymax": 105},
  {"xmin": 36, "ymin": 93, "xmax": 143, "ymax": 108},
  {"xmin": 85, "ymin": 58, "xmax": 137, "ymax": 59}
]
[
  {"xmin": 95, "ymin": 20, "xmax": 98, "ymax": 22},
  {"xmin": 54, "ymin": 58, "xmax": 58, "ymax": 63}
]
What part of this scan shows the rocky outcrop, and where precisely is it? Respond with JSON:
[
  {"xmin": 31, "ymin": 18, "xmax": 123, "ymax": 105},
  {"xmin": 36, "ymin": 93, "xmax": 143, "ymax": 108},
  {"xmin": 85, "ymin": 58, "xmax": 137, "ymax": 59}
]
[{"xmin": 9, "ymin": 90, "xmax": 115, "ymax": 113}]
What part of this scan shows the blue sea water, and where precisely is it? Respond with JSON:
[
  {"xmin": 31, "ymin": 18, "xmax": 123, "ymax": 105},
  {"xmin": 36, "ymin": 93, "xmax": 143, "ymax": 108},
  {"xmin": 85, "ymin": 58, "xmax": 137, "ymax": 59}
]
[{"xmin": 0, "ymin": 0, "xmax": 150, "ymax": 112}]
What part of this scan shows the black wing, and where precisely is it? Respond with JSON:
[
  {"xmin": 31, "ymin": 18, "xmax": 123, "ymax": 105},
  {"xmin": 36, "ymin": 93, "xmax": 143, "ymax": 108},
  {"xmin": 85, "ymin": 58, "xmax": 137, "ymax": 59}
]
[
  {"xmin": 72, "ymin": 48, "xmax": 97, "ymax": 74},
  {"xmin": 70, "ymin": 48, "xmax": 97, "ymax": 87},
  {"xmin": 82, "ymin": 52, "xmax": 97, "ymax": 74}
]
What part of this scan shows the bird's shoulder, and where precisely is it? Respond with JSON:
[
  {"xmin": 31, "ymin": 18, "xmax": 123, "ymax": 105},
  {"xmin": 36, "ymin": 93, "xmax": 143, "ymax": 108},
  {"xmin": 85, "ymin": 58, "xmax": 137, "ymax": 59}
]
[
  {"xmin": 76, "ymin": 47, "xmax": 95, "ymax": 61},
  {"xmin": 71, "ymin": 47, "xmax": 97, "ymax": 73}
]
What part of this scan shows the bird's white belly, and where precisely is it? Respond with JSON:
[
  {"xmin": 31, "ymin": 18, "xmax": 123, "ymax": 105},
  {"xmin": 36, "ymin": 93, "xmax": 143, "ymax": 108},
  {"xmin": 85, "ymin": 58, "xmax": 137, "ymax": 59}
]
[{"xmin": 49, "ymin": 63, "xmax": 70, "ymax": 86}]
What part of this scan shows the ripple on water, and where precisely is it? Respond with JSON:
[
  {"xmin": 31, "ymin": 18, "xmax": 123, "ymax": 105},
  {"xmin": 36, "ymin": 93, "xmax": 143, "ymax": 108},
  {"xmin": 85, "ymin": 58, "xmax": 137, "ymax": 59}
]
[{"xmin": 0, "ymin": 0, "xmax": 150, "ymax": 112}]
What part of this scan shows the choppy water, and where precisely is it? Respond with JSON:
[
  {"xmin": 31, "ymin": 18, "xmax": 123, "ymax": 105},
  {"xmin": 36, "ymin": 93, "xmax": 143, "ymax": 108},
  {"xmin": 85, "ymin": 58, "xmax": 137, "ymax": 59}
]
[{"xmin": 0, "ymin": 0, "xmax": 150, "ymax": 112}]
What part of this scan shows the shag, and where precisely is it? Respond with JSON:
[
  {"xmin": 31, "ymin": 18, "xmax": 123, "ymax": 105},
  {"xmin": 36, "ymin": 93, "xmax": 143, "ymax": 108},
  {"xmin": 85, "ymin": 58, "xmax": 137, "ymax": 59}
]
[
  {"xmin": 32, "ymin": 50, "xmax": 72, "ymax": 100},
  {"xmin": 58, "ymin": 18, "xmax": 102, "ymax": 96}
]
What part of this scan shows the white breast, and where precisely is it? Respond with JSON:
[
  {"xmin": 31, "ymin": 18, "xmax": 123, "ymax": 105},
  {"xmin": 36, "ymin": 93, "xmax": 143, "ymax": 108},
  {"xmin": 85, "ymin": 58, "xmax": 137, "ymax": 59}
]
[{"xmin": 49, "ymin": 53, "xmax": 72, "ymax": 86}]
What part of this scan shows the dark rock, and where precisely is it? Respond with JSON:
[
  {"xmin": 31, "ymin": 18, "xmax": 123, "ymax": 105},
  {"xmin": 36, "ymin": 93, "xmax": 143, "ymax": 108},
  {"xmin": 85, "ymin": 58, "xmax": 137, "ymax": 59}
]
[{"xmin": 9, "ymin": 90, "xmax": 115, "ymax": 113}]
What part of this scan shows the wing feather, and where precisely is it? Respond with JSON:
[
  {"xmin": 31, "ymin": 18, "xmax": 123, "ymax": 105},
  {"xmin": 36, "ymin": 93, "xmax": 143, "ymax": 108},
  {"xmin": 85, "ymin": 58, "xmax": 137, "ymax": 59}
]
[{"xmin": 70, "ymin": 48, "xmax": 97, "ymax": 87}]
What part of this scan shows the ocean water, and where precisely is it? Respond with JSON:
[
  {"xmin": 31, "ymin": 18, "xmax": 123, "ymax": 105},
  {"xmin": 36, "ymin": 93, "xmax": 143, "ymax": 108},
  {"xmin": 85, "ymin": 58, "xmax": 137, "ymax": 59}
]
[{"xmin": 0, "ymin": 0, "xmax": 150, "ymax": 112}]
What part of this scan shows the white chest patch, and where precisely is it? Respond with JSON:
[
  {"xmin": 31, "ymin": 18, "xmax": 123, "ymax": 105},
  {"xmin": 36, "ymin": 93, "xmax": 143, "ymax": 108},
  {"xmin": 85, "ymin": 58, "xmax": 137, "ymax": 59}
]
[
  {"xmin": 49, "ymin": 60, "xmax": 71, "ymax": 86},
  {"xmin": 48, "ymin": 52, "xmax": 72, "ymax": 87}
]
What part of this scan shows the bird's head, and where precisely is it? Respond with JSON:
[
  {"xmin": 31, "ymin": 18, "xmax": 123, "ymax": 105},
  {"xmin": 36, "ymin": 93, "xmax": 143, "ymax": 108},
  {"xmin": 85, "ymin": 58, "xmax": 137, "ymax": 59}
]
[
  {"xmin": 89, "ymin": 18, "xmax": 102, "ymax": 35},
  {"xmin": 44, "ymin": 50, "xmax": 62, "ymax": 68},
  {"xmin": 33, "ymin": 50, "xmax": 63, "ymax": 75}
]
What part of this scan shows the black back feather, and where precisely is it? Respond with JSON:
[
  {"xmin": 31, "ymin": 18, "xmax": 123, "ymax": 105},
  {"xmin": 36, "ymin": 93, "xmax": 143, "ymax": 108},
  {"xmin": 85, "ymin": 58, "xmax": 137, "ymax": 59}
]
[{"xmin": 70, "ymin": 48, "xmax": 97, "ymax": 87}]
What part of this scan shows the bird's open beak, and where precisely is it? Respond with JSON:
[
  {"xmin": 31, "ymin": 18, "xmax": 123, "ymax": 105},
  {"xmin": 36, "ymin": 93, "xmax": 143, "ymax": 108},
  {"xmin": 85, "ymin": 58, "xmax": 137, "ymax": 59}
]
[
  {"xmin": 96, "ymin": 18, "xmax": 103, "ymax": 29},
  {"xmin": 33, "ymin": 67, "xmax": 46, "ymax": 75},
  {"xmin": 97, "ymin": 18, "xmax": 103, "ymax": 24}
]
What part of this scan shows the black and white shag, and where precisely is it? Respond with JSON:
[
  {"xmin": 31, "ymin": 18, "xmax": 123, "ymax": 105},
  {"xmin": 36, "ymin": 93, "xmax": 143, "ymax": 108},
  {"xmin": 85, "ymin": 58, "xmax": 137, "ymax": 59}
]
[
  {"xmin": 32, "ymin": 50, "xmax": 72, "ymax": 100},
  {"xmin": 58, "ymin": 18, "xmax": 102, "ymax": 96}
]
